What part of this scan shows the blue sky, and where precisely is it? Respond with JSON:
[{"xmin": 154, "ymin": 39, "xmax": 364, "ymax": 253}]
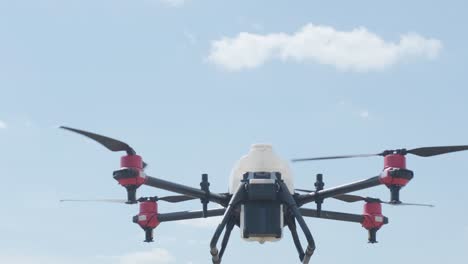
[{"xmin": 1, "ymin": 0, "xmax": 468, "ymax": 263}]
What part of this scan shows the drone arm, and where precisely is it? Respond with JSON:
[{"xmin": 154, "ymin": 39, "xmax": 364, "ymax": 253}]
[
  {"xmin": 300, "ymin": 208, "xmax": 389, "ymax": 227},
  {"xmin": 144, "ymin": 175, "xmax": 230, "ymax": 206},
  {"xmin": 297, "ymin": 176, "xmax": 382, "ymax": 206},
  {"xmin": 299, "ymin": 208, "xmax": 364, "ymax": 223},
  {"xmin": 157, "ymin": 208, "xmax": 226, "ymax": 222}
]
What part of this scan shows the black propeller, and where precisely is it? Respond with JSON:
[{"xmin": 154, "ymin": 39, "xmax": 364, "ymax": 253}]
[
  {"xmin": 295, "ymin": 188, "xmax": 315, "ymax": 193},
  {"xmin": 294, "ymin": 189, "xmax": 434, "ymax": 207},
  {"xmin": 156, "ymin": 195, "xmax": 198, "ymax": 203},
  {"xmin": 60, "ymin": 126, "xmax": 147, "ymax": 168},
  {"xmin": 333, "ymin": 194, "xmax": 434, "ymax": 207},
  {"xmin": 292, "ymin": 145, "xmax": 468, "ymax": 162},
  {"xmin": 60, "ymin": 195, "xmax": 198, "ymax": 204}
]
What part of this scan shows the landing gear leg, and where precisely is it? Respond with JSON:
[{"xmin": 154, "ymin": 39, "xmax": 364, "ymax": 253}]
[
  {"xmin": 209, "ymin": 186, "xmax": 245, "ymax": 264},
  {"xmin": 279, "ymin": 181, "xmax": 316, "ymax": 264}
]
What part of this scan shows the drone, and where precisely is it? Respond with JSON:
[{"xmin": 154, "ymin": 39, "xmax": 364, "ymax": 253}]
[{"xmin": 59, "ymin": 126, "xmax": 468, "ymax": 263}]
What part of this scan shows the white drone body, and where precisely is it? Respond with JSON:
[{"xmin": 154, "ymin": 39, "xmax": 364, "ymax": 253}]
[
  {"xmin": 229, "ymin": 144, "xmax": 294, "ymax": 193},
  {"xmin": 229, "ymin": 144, "xmax": 294, "ymax": 243}
]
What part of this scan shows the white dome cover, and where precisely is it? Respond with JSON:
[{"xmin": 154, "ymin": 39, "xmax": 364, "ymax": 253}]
[{"xmin": 228, "ymin": 144, "xmax": 294, "ymax": 194}]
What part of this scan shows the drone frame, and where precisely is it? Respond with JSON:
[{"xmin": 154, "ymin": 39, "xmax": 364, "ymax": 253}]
[{"xmin": 61, "ymin": 126, "xmax": 457, "ymax": 264}]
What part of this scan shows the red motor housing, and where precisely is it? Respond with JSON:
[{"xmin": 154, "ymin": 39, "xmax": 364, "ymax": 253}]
[
  {"xmin": 133, "ymin": 200, "xmax": 160, "ymax": 242},
  {"xmin": 113, "ymin": 155, "xmax": 147, "ymax": 203},
  {"xmin": 379, "ymin": 154, "xmax": 414, "ymax": 203},
  {"xmin": 362, "ymin": 202, "xmax": 386, "ymax": 243},
  {"xmin": 383, "ymin": 153, "xmax": 406, "ymax": 169}
]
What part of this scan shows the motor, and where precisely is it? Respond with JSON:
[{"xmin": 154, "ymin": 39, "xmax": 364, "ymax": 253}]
[
  {"xmin": 361, "ymin": 201, "xmax": 386, "ymax": 243},
  {"xmin": 132, "ymin": 197, "xmax": 160, "ymax": 242},
  {"xmin": 113, "ymin": 155, "xmax": 146, "ymax": 204},
  {"xmin": 379, "ymin": 153, "xmax": 414, "ymax": 203}
]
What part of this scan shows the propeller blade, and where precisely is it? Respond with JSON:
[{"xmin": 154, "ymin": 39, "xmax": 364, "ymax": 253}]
[
  {"xmin": 382, "ymin": 201, "xmax": 435, "ymax": 207},
  {"xmin": 60, "ymin": 199, "xmax": 127, "ymax": 204},
  {"xmin": 60, "ymin": 195, "xmax": 197, "ymax": 204},
  {"xmin": 407, "ymin": 145, "xmax": 468, "ymax": 157},
  {"xmin": 333, "ymin": 194, "xmax": 367, "ymax": 203},
  {"xmin": 332, "ymin": 195, "xmax": 434, "ymax": 207},
  {"xmin": 292, "ymin": 153, "xmax": 379, "ymax": 162},
  {"xmin": 60, "ymin": 126, "xmax": 136, "ymax": 155},
  {"xmin": 157, "ymin": 195, "xmax": 198, "ymax": 203},
  {"xmin": 292, "ymin": 144, "xmax": 468, "ymax": 162},
  {"xmin": 295, "ymin": 188, "xmax": 314, "ymax": 193}
]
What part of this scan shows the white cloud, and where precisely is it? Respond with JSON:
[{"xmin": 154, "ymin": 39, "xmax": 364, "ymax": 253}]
[
  {"xmin": 117, "ymin": 248, "xmax": 175, "ymax": 264},
  {"xmin": 359, "ymin": 110, "xmax": 370, "ymax": 119},
  {"xmin": 179, "ymin": 216, "xmax": 222, "ymax": 228},
  {"xmin": 160, "ymin": 0, "xmax": 186, "ymax": 7},
  {"xmin": 0, "ymin": 120, "xmax": 7, "ymax": 129},
  {"xmin": 207, "ymin": 24, "xmax": 442, "ymax": 72}
]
